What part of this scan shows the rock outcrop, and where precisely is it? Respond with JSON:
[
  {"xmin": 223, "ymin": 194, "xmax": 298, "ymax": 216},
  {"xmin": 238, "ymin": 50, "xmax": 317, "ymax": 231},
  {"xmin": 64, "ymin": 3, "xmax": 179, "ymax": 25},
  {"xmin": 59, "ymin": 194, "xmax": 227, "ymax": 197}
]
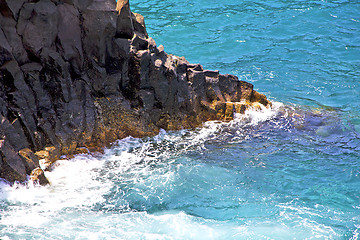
[{"xmin": 0, "ymin": 0, "xmax": 270, "ymax": 184}]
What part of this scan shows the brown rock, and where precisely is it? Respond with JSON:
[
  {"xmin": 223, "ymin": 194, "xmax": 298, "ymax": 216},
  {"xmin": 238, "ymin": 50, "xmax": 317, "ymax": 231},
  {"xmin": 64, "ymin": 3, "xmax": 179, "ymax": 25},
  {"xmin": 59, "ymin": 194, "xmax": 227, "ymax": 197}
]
[
  {"xmin": 34, "ymin": 150, "xmax": 50, "ymax": 160},
  {"xmin": 34, "ymin": 146, "xmax": 59, "ymax": 163},
  {"xmin": 132, "ymin": 12, "xmax": 148, "ymax": 38},
  {"xmin": 234, "ymin": 103, "xmax": 247, "ymax": 114},
  {"xmin": 30, "ymin": 167, "xmax": 49, "ymax": 186},
  {"xmin": 18, "ymin": 148, "xmax": 40, "ymax": 175},
  {"xmin": 251, "ymin": 90, "xmax": 271, "ymax": 107},
  {"xmin": 74, "ymin": 147, "xmax": 89, "ymax": 155}
]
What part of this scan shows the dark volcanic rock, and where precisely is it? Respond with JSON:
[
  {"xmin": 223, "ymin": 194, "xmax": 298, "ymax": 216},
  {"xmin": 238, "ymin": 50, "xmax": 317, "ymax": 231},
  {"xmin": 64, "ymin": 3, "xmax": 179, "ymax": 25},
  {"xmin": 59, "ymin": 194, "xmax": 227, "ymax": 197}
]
[
  {"xmin": 116, "ymin": 0, "xmax": 134, "ymax": 39},
  {"xmin": 0, "ymin": 138, "xmax": 26, "ymax": 182},
  {"xmin": 0, "ymin": 0, "xmax": 271, "ymax": 183}
]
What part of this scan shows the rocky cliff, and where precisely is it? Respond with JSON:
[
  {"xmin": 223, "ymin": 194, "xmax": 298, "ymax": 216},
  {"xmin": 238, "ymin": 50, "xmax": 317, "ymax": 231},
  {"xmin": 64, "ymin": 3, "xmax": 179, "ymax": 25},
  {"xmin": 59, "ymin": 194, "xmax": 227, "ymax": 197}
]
[{"xmin": 0, "ymin": 0, "xmax": 270, "ymax": 184}]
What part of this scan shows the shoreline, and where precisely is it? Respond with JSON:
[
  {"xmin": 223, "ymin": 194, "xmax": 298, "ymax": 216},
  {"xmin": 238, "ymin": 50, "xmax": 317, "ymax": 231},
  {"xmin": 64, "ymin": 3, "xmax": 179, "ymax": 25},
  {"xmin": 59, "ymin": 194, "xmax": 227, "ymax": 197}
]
[{"xmin": 0, "ymin": 0, "xmax": 270, "ymax": 184}]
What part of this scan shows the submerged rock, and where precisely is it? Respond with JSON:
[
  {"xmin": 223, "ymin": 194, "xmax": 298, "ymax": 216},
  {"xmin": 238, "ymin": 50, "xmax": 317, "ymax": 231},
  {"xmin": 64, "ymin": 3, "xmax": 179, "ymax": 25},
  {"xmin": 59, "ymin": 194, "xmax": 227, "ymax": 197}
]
[{"xmin": 0, "ymin": 0, "xmax": 270, "ymax": 183}]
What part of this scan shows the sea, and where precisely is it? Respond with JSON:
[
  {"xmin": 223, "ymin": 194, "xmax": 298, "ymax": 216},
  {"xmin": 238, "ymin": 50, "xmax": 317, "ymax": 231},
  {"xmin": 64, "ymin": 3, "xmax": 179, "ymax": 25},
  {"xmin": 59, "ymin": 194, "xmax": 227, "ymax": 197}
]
[{"xmin": 1, "ymin": 0, "xmax": 359, "ymax": 239}]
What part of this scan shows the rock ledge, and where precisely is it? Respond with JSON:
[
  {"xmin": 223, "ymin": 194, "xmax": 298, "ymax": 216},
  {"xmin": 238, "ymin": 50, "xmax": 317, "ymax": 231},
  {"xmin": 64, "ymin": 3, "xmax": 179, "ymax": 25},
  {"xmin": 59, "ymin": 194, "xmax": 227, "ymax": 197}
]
[{"xmin": 0, "ymin": 0, "xmax": 270, "ymax": 184}]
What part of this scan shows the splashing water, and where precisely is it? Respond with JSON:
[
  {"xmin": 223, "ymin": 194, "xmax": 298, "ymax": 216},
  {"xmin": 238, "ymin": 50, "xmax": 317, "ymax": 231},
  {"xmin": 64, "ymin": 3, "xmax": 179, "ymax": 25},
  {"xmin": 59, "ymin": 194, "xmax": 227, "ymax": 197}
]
[
  {"xmin": 2, "ymin": 0, "xmax": 360, "ymax": 238},
  {"xmin": 1, "ymin": 104, "xmax": 359, "ymax": 239}
]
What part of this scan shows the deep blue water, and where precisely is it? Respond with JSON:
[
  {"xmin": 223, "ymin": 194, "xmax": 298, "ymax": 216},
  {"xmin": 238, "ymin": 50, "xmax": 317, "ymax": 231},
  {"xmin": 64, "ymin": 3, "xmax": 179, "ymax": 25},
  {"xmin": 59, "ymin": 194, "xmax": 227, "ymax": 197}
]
[{"xmin": 1, "ymin": 0, "xmax": 360, "ymax": 239}]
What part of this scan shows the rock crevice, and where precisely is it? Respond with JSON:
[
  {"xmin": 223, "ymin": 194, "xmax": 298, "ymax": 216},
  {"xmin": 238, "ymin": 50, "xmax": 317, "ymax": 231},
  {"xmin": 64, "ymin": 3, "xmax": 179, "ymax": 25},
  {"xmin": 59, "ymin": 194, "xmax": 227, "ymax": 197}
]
[{"xmin": 0, "ymin": 0, "xmax": 270, "ymax": 184}]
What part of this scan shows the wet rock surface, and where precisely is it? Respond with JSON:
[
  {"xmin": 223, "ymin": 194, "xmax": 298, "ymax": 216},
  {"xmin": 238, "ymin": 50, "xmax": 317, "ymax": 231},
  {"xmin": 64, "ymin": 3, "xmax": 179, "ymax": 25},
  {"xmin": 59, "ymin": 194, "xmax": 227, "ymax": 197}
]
[{"xmin": 0, "ymin": 0, "xmax": 270, "ymax": 183}]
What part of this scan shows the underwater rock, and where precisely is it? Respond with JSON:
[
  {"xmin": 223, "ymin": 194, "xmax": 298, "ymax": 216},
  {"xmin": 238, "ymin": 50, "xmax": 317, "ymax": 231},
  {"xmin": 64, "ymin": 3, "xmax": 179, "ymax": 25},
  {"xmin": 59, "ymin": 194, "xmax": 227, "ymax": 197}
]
[{"xmin": 0, "ymin": 0, "xmax": 271, "ymax": 183}]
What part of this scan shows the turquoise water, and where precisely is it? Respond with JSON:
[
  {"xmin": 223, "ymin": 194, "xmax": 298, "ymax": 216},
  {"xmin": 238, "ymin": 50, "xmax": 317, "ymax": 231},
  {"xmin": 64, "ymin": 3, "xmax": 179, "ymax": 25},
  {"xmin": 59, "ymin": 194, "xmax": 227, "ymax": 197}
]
[{"xmin": 1, "ymin": 0, "xmax": 360, "ymax": 239}]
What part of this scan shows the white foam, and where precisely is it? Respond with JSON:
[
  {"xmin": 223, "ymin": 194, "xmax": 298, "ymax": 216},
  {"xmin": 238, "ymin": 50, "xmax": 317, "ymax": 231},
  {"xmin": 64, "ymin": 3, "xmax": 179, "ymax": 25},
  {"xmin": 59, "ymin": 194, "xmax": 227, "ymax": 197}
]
[
  {"xmin": 0, "ymin": 101, "xmax": 340, "ymax": 239},
  {"xmin": 1, "ymin": 208, "xmax": 335, "ymax": 240},
  {"xmin": 235, "ymin": 101, "xmax": 282, "ymax": 125},
  {"xmin": 0, "ymin": 154, "xmax": 112, "ymax": 230},
  {"xmin": 350, "ymin": 225, "xmax": 359, "ymax": 240}
]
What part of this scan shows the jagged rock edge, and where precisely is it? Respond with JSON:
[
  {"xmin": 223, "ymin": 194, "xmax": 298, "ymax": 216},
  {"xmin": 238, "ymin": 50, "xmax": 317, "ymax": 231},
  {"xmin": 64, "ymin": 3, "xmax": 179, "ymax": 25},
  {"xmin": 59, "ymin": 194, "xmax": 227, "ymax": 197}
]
[{"xmin": 0, "ymin": 0, "xmax": 271, "ymax": 184}]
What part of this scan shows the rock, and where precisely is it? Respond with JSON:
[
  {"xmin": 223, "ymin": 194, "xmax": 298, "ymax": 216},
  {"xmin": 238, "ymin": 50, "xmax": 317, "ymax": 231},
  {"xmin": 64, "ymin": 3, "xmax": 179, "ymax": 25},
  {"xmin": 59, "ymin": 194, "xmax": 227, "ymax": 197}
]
[
  {"xmin": 30, "ymin": 167, "xmax": 49, "ymax": 186},
  {"xmin": 68, "ymin": 0, "xmax": 94, "ymax": 11},
  {"xmin": 158, "ymin": 45, "xmax": 165, "ymax": 53},
  {"xmin": 57, "ymin": 3, "xmax": 83, "ymax": 74},
  {"xmin": 1, "ymin": 17, "xmax": 29, "ymax": 65},
  {"xmin": 0, "ymin": 0, "xmax": 271, "ymax": 184},
  {"xmin": 4, "ymin": 0, "xmax": 25, "ymax": 20},
  {"xmin": 0, "ymin": 1, "xmax": 13, "ymax": 18},
  {"xmin": 251, "ymin": 90, "xmax": 271, "ymax": 107},
  {"xmin": 0, "ymin": 114, "xmax": 28, "ymax": 152},
  {"xmin": 74, "ymin": 147, "xmax": 89, "ymax": 154},
  {"xmin": 132, "ymin": 12, "xmax": 148, "ymax": 38},
  {"xmin": 17, "ymin": 0, "xmax": 59, "ymax": 58},
  {"xmin": 0, "ymin": 139, "xmax": 26, "ymax": 182},
  {"xmin": 34, "ymin": 150, "xmax": 50, "ymax": 160},
  {"xmin": 132, "ymin": 34, "xmax": 149, "ymax": 51},
  {"xmin": 138, "ymin": 89, "xmax": 155, "ymax": 110},
  {"xmin": 87, "ymin": 0, "xmax": 116, "ymax": 11},
  {"xmin": 116, "ymin": 0, "xmax": 134, "ymax": 39},
  {"xmin": 82, "ymin": 3, "xmax": 117, "ymax": 68},
  {"xmin": 0, "ymin": 27, "xmax": 13, "ymax": 66},
  {"xmin": 187, "ymin": 64, "xmax": 203, "ymax": 71},
  {"xmin": 204, "ymin": 70, "xmax": 219, "ymax": 78},
  {"xmin": 18, "ymin": 148, "xmax": 40, "ymax": 174},
  {"xmin": 34, "ymin": 146, "xmax": 59, "ymax": 166}
]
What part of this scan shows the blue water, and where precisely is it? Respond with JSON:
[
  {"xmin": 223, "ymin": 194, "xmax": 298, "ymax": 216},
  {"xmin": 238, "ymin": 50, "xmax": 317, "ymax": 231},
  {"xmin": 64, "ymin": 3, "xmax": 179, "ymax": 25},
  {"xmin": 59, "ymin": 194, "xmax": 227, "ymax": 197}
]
[{"xmin": 1, "ymin": 0, "xmax": 360, "ymax": 239}]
